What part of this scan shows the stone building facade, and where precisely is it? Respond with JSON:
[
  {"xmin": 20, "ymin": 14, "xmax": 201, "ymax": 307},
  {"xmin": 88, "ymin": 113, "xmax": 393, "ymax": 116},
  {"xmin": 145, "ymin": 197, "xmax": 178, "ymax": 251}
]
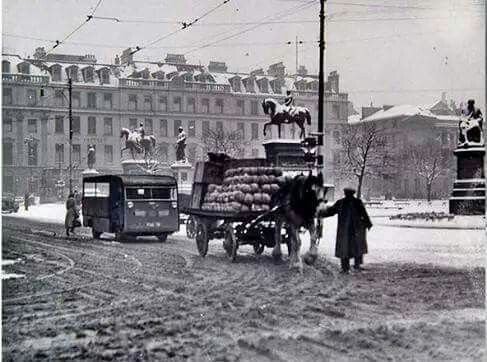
[
  {"xmin": 2, "ymin": 49, "xmax": 349, "ymax": 198},
  {"xmin": 337, "ymin": 101, "xmax": 461, "ymax": 200}
]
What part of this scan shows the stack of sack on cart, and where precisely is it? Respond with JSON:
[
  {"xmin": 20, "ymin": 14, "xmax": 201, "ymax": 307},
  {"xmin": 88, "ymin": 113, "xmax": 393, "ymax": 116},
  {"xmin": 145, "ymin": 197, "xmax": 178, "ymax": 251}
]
[{"xmin": 201, "ymin": 166, "xmax": 285, "ymax": 212}]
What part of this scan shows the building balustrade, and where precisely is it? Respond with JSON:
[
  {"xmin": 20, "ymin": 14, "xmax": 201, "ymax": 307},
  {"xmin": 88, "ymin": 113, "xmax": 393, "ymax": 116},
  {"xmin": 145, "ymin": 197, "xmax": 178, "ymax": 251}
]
[{"xmin": 2, "ymin": 74, "xmax": 49, "ymax": 84}]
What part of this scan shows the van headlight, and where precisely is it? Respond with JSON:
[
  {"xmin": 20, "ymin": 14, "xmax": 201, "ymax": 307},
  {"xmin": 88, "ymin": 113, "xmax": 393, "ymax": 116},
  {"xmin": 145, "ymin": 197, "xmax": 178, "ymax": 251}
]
[{"xmin": 127, "ymin": 201, "xmax": 134, "ymax": 208}]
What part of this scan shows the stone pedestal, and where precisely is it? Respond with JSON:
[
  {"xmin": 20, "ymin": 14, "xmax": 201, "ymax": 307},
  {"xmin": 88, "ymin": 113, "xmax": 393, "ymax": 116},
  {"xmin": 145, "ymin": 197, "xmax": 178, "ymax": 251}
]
[
  {"xmin": 81, "ymin": 168, "xmax": 100, "ymax": 177},
  {"xmin": 171, "ymin": 162, "xmax": 193, "ymax": 210},
  {"xmin": 121, "ymin": 159, "xmax": 157, "ymax": 175},
  {"xmin": 262, "ymin": 139, "xmax": 308, "ymax": 171},
  {"xmin": 449, "ymin": 147, "xmax": 485, "ymax": 215},
  {"xmin": 171, "ymin": 162, "xmax": 193, "ymax": 193}
]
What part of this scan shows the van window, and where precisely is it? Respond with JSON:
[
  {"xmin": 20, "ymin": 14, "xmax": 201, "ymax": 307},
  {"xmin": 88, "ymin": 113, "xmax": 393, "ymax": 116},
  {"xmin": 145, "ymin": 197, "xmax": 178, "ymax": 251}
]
[
  {"xmin": 97, "ymin": 183, "xmax": 110, "ymax": 197},
  {"xmin": 84, "ymin": 182, "xmax": 96, "ymax": 197},
  {"xmin": 126, "ymin": 187, "xmax": 150, "ymax": 199},
  {"xmin": 126, "ymin": 187, "xmax": 172, "ymax": 200},
  {"xmin": 152, "ymin": 188, "xmax": 171, "ymax": 199},
  {"xmin": 83, "ymin": 182, "xmax": 109, "ymax": 198}
]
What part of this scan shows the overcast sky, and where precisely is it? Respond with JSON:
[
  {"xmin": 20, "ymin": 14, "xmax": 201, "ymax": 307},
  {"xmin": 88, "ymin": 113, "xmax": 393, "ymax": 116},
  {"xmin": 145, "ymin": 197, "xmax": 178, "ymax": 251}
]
[{"xmin": 3, "ymin": 0, "xmax": 485, "ymax": 110}]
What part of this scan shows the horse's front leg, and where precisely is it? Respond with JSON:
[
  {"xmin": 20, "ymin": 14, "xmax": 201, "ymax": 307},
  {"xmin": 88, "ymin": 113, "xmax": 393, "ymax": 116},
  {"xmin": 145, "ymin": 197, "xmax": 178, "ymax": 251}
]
[
  {"xmin": 278, "ymin": 124, "xmax": 282, "ymax": 139},
  {"xmin": 263, "ymin": 122, "xmax": 268, "ymax": 136},
  {"xmin": 289, "ymin": 226, "xmax": 303, "ymax": 273},
  {"xmin": 272, "ymin": 217, "xmax": 283, "ymax": 261},
  {"xmin": 303, "ymin": 220, "xmax": 319, "ymax": 265}
]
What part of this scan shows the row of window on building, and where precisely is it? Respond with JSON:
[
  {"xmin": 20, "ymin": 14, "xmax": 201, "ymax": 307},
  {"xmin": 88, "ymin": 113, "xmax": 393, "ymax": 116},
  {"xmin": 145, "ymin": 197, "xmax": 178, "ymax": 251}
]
[
  {"xmin": 3, "ymin": 87, "xmax": 263, "ymax": 115},
  {"xmin": 3, "ymin": 114, "xmax": 303, "ymax": 143}
]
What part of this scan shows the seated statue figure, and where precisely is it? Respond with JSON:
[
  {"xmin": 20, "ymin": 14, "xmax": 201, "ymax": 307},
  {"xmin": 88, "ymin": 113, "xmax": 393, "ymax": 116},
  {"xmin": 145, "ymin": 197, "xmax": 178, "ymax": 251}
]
[{"xmin": 458, "ymin": 99, "xmax": 484, "ymax": 148}]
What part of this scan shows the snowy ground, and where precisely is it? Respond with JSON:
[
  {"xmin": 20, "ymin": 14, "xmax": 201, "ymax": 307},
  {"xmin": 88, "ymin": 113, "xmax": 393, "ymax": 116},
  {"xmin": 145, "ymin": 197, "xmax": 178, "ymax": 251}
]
[{"xmin": 4, "ymin": 201, "xmax": 485, "ymax": 269}]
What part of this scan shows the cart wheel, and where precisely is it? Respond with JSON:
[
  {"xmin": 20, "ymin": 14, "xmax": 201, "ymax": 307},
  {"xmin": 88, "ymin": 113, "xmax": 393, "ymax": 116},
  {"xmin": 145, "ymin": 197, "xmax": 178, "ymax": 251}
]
[
  {"xmin": 195, "ymin": 223, "xmax": 209, "ymax": 257},
  {"xmin": 186, "ymin": 216, "xmax": 196, "ymax": 239},
  {"xmin": 223, "ymin": 226, "xmax": 238, "ymax": 262},
  {"xmin": 92, "ymin": 228, "xmax": 102, "ymax": 239},
  {"xmin": 253, "ymin": 243, "xmax": 265, "ymax": 255}
]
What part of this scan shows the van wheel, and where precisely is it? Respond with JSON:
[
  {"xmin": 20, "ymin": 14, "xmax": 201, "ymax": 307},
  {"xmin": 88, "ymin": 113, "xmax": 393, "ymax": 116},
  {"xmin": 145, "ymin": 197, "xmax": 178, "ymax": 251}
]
[
  {"xmin": 157, "ymin": 233, "xmax": 168, "ymax": 242},
  {"xmin": 92, "ymin": 229, "xmax": 102, "ymax": 239}
]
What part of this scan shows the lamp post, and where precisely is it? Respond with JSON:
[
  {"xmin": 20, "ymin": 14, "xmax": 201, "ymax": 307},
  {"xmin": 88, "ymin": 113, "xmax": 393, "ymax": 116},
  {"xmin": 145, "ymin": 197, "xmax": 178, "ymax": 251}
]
[
  {"xmin": 317, "ymin": 0, "xmax": 326, "ymax": 170},
  {"xmin": 24, "ymin": 134, "xmax": 38, "ymax": 194},
  {"xmin": 68, "ymin": 77, "xmax": 73, "ymax": 194}
]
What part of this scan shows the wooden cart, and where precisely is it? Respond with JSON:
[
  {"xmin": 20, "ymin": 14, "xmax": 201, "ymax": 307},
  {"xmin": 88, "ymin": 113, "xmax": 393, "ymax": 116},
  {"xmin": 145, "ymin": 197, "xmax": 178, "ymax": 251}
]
[{"xmin": 184, "ymin": 206, "xmax": 290, "ymax": 261}]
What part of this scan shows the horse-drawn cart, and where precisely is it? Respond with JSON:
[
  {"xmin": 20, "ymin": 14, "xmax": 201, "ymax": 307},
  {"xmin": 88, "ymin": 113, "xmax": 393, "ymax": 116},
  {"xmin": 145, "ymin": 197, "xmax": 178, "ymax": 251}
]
[{"xmin": 183, "ymin": 155, "xmax": 291, "ymax": 261}]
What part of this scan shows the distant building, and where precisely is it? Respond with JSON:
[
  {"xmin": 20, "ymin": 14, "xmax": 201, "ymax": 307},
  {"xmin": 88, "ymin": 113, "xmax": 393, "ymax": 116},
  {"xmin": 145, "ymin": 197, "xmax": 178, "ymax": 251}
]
[
  {"xmin": 2, "ymin": 48, "xmax": 349, "ymax": 198},
  {"xmin": 339, "ymin": 99, "xmax": 461, "ymax": 200}
]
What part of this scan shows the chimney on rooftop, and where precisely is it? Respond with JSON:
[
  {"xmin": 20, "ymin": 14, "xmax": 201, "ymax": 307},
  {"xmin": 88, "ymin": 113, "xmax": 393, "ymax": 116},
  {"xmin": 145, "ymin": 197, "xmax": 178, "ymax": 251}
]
[
  {"xmin": 327, "ymin": 71, "xmax": 339, "ymax": 93},
  {"xmin": 441, "ymin": 91, "xmax": 447, "ymax": 102},
  {"xmin": 250, "ymin": 68, "xmax": 265, "ymax": 76},
  {"xmin": 208, "ymin": 61, "xmax": 227, "ymax": 73},
  {"xmin": 297, "ymin": 65, "xmax": 308, "ymax": 76},
  {"xmin": 267, "ymin": 62, "xmax": 285, "ymax": 77}
]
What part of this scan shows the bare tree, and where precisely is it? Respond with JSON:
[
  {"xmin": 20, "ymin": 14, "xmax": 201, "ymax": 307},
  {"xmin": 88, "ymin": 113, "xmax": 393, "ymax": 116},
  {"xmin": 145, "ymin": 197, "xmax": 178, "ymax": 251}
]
[
  {"xmin": 401, "ymin": 140, "xmax": 448, "ymax": 201},
  {"xmin": 337, "ymin": 122, "xmax": 391, "ymax": 198},
  {"xmin": 201, "ymin": 127, "xmax": 249, "ymax": 159}
]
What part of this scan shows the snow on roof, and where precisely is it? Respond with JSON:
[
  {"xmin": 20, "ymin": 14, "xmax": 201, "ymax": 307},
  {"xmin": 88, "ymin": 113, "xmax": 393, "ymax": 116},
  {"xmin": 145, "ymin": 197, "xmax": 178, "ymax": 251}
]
[
  {"xmin": 209, "ymin": 72, "xmax": 232, "ymax": 85},
  {"xmin": 283, "ymin": 77, "xmax": 296, "ymax": 91},
  {"xmin": 348, "ymin": 114, "xmax": 361, "ymax": 124},
  {"xmin": 435, "ymin": 115, "xmax": 461, "ymax": 122},
  {"xmin": 2, "ymin": 55, "xmax": 47, "ymax": 76},
  {"xmin": 361, "ymin": 104, "xmax": 437, "ymax": 122}
]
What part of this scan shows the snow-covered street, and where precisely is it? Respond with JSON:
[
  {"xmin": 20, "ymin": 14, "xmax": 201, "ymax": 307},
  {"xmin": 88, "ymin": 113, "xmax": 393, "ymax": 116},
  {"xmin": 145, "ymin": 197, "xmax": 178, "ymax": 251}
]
[{"xmin": 5, "ymin": 201, "xmax": 485, "ymax": 269}]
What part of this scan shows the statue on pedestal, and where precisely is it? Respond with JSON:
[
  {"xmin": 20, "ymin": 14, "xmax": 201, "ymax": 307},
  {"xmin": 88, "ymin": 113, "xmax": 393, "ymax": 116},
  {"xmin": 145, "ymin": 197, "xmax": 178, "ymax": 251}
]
[
  {"xmin": 175, "ymin": 126, "xmax": 187, "ymax": 163},
  {"xmin": 458, "ymin": 99, "xmax": 484, "ymax": 148},
  {"xmin": 261, "ymin": 96, "xmax": 311, "ymax": 139},
  {"xmin": 87, "ymin": 144, "xmax": 96, "ymax": 169},
  {"xmin": 120, "ymin": 127, "xmax": 156, "ymax": 159}
]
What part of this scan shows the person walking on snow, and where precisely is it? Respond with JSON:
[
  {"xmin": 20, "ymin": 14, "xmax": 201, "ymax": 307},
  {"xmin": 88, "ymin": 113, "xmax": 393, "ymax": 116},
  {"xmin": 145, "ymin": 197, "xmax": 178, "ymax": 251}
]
[
  {"xmin": 65, "ymin": 193, "xmax": 80, "ymax": 237},
  {"xmin": 321, "ymin": 186, "xmax": 372, "ymax": 274}
]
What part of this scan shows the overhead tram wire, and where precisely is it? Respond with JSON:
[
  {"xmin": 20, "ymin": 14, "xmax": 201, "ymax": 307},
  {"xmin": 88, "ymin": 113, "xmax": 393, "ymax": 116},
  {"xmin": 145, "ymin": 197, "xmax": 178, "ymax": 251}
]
[
  {"xmin": 182, "ymin": 1, "xmax": 316, "ymax": 55},
  {"xmin": 129, "ymin": 0, "xmax": 231, "ymax": 56},
  {"xmin": 184, "ymin": 0, "xmax": 317, "ymax": 56},
  {"xmin": 45, "ymin": 0, "xmax": 104, "ymax": 55}
]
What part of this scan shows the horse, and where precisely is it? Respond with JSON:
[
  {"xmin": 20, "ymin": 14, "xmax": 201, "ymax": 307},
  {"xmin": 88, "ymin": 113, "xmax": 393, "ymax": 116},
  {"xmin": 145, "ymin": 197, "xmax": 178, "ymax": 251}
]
[
  {"xmin": 271, "ymin": 171, "xmax": 328, "ymax": 272},
  {"xmin": 120, "ymin": 128, "xmax": 156, "ymax": 159},
  {"xmin": 261, "ymin": 98, "xmax": 311, "ymax": 139}
]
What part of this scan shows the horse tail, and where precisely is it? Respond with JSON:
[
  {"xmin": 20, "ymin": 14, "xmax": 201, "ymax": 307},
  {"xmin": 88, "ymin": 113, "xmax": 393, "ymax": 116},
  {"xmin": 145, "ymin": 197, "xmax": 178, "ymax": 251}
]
[{"xmin": 306, "ymin": 109, "xmax": 311, "ymax": 125}]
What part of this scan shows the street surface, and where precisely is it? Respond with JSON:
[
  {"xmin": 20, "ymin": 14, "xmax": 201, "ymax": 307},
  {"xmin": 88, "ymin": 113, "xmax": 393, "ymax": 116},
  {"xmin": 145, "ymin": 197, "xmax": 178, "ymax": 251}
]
[{"xmin": 2, "ymin": 216, "xmax": 485, "ymax": 361}]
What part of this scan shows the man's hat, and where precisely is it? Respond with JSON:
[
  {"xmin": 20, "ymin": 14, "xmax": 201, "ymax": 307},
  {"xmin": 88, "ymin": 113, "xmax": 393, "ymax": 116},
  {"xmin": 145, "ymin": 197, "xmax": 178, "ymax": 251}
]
[
  {"xmin": 467, "ymin": 99, "xmax": 475, "ymax": 105},
  {"xmin": 179, "ymin": 126, "xmax": 183, "ymax": 130},
  {"xmin": 343, "ymin": 185, "xmax": 356, "ymax": 193}
]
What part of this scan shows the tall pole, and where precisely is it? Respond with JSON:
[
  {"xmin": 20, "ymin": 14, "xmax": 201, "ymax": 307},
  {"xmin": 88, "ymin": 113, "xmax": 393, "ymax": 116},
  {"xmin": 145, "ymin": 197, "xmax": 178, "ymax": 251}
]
[
  {"xmin": 295, "ymin": 35, "xmax": 298, "ymax": 78},
  {"xmin": 317, "ymin": 0, "xmax": 326, "ymax": 169},
  {"xmin": 68, "ymin": 78, "xmax": 73, "ymax": 194}
]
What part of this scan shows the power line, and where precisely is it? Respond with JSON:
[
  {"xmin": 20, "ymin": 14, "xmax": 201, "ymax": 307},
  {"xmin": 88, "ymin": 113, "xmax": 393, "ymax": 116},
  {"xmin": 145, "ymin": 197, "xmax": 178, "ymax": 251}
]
[
  {"xmin": 130, "ymin": 0, "xmax": 231, "ymax": 56},
  {"xmin": 184, "ymin": 0, "xmax": 317, "ymax": 56},
  {"xmin": 45, "ymin": 0, "xmax": 104, "ymax": 55},
  {"xmin": 347, "ymin": 87, "xmax": 484, "ymax": 94}
]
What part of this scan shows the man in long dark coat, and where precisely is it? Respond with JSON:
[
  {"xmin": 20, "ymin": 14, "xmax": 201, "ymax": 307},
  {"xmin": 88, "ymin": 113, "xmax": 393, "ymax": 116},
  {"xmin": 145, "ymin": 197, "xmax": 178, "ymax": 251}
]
[{"xmin": 321, "ymin": 187, "xmax": 372, "ymax": 273}]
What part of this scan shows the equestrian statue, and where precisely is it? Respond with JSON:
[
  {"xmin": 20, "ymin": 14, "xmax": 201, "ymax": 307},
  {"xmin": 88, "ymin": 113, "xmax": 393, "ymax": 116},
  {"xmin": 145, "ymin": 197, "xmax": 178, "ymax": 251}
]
[
  {"xmin": 261, "ymin": 91, "xmax": 312, "ymax": 139},
  {"xmin": 120, "ymin": 122, "xmax": 157, "ymax": 159}
]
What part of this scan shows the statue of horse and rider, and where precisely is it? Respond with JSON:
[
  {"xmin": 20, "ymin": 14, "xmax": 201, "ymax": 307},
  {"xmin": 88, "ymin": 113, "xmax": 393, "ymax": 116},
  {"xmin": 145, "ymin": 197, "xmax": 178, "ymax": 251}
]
[
  {"xmin": 120, "ymin": 123, "xmax": 156, "ymax": 159},
  {"xmin": 262, "ymin": 91, "xmax": 312, "ymax": 139}
]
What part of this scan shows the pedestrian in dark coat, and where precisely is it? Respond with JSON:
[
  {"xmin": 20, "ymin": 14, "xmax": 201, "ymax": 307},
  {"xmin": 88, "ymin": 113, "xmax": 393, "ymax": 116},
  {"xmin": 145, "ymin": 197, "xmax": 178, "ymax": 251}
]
[
  {"xmin": 24, "ymin": 192, "xmax": 29, "ymax": 211},
  {"xmin": 321, "ymin": 187, "xmax": 372, "ymax": 273},
  {"xmin": 65, "ymin": 193, "xmax": 80, "ymax": 236}
]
